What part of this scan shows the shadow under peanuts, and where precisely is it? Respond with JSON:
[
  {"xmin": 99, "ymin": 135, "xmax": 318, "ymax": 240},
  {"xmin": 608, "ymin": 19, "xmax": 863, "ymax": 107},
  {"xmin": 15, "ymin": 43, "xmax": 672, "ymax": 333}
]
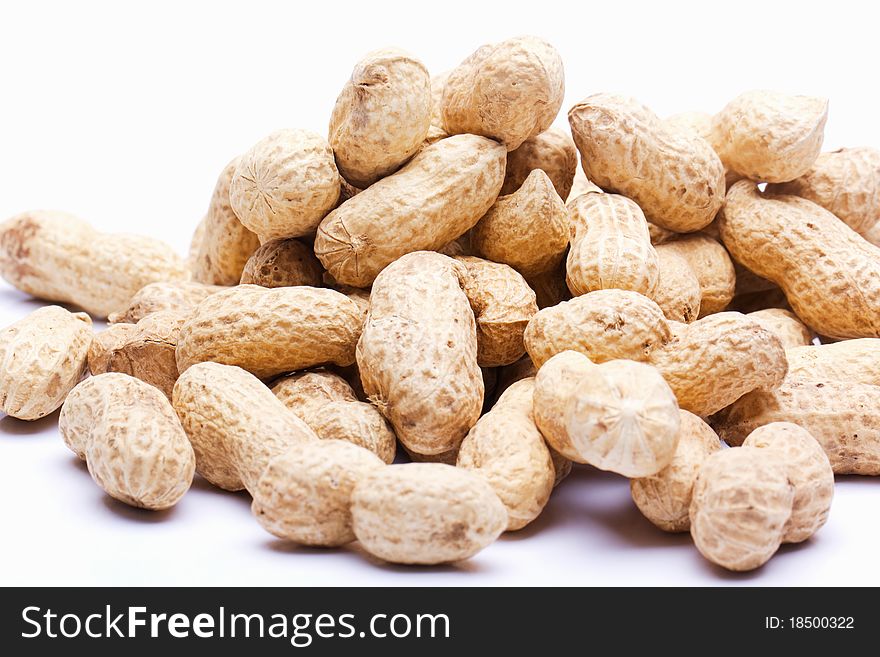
[
  {"xmin": 101, "ymin": 495, "xmax": 179, "ymax": 524},
  {"xmin": 346, "ymin": 542, "xmax": 492, "ymax": 575},
  {"xmin": 188, "ymin": 474, "xmax": 253, "ymax": 510},
  {"xmin": 693, "ymin": 532, "xmax": 819, "ymax": 580},
  {"xmin": 0, "ymin": 409, "xmax": 62, "ymax": 437}
]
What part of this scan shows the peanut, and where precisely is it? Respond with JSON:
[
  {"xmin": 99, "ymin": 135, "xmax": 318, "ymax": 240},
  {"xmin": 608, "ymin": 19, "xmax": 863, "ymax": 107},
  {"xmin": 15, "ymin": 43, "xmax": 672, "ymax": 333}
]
[
  {"xmin": 652, "ymin": 247, "xmax": 702, "ymax": 322},
  {"xmin": 786, "ymin": 338, "xmax": 880, "ymax": 385},
  {"xmin": 239, "ymin": 238, "xmax": 324, "ymax": 288},
  {"xmin": 500, "ymin": 127, "xmax": 578, "ymax": 200},
  {"xmin": 107, "ymin": 281, "xmax": 225, "ymax": 324},
  {"xmin": 747, "ymin": 308, "xmax": 813, "ymax": 349},
  {"xmin": 88, "ymin": 323, "xmax": 137, "ymax": 375},
  {"xmin": 425, "ymin": 71, "xmax": 449, "ymax": 145},
  {"xmin": 656, "ymin": 234, "xmax": 736, "ymax": 316}
]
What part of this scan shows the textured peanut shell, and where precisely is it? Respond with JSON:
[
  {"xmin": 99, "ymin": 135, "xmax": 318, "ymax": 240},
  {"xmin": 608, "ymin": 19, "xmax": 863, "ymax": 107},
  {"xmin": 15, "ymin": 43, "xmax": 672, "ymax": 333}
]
[
  {"xmin": 351, "ymin": 463, "xmax": 508, "ymax": 565},
  {"xmin": 190, "ymin": 157, "xmax": 261, "ymax": 285},
  {"xmin": 526, "ymin": 262, "xmax": 571, "ymax": 309},
  {"xmin": 239, "ymin": 238, "xmax": 324, "ymax": 288},
  {"xmin": 59, "ymin": 373, "xmax": 194, "ymax": 510},
  {"xmin": 630, "ymin": 410, "xmax": 722, "ymax": 532},
  {"xmin": 470, "ymin": 169, "xmax": 569, "ymax": 279},
  {"xmin": 356, "ymin": 252, "xmax": 483, "ymax": 456},
  {"xmin": 533, "ymin": 352, "xmax": 680, "ymax": 476},
  {"xmin": 314, "ymin": 134, "xmax": 506, "ymax": 287},
  {"xmin": 272, "ymin": 371, "xmax": 357, "ymax": 417},
  {"xmin": 647, "ymin": 221, "xmax": 678, "ymax": 246},
  {"xmin": 747, "ymin": 309, "xmax": 813, "ymax": 349},
  {"xmin": 711, "ymin": 90, "xmax": 828, "ymax": 183},
  {"xmin": 252, "ymin": 440, "xmax": 384, "ymax": 546},
  {"xmin": 441, "ymin": 36, "xmax": 564, "ymax": 151},
  {"xmin": 711, "ymin": 380, "xmax": 880, "ymax": 475},
  {"xmin": 107, "ymin": 281, "xmax": 226, "ymax": 324},
  {"xmin": 172, "ymin": 362, "xmax": 317, "ymax": 492},
  {"xmin": 720, "ymin": 181, "xmax": 880, "ymax": 338},
  {"xmin": 728, "ymin": 287, "xmax": 791, "ymax": 314},
  {"xmin": 524, "ymin": 289, "xmax": 672, "ymax": 368},
  {"xmin": 425, "ymin": 71, "xmax": 450, "ymax": 144},
  {"xmin": 454, "ymin": 256, "xmax": 538, "ymax": 367},
  {"xmin": 786, "ymin": 339, "xmax": 880, "ymax": 385},
  {"xmin": 0, "ymin": 211, "xmax": 189, "ymax": 318},
  {"xmin": 187, "ymin": 214, "xmax": 207, "ymax": 271},
  {"xmin": 457, "ymin": 378, "xmax": 554, "ymax": 530},
  {"xmin": 689, "ymin": 448, "xmax": 794, "ymax": 572},
  {"xmin": 229, "ymin": 129, "xmax": 340, "ymax": 240},
  {"xmin": 495, "ymin": 355, "xmax": 538, "ymax": 399},
  {"xmin": 0, "ymin": 306, "xmax": 92, "ymax": 420},
  {"xmin": 501, "ymin": 127, "xmax": 577, "ymax": 199},
  {"xmin": 861, "ymin": 217, "xmax": 880, "ymax": 247},
  {"xmin": 651, "ymin": 247, "xmax": 701, "ymax": 323},
  {"xmin": 569, "ymin": 93, "xmax": 725, "ymax": 232},
  {"xmin": 176, "ymin": 285, "xmax": 362, "ymax": 379},
  {"xmin": 658, "ymin": 234, "xmax": 736, "ymax": 316},
  {"xmin": 663, "ymin": 111, "xmax": 741, "ymax": 189},
  {"xmin": 329, "ymin": 48, "xmax": 431, "ymax": 188},
  {"xmin": 566, "ymin": 168, "xmax": 602, "ymax": 203},
  {"xmin": 88, "ymin": 323, "xmax": 137, "ymax": 375},
  {"xmin": 743, "ymin": 423, "xmax": 833, "ymax": 544},
  {"xmin": 565, "ymin": 191, "xmax": 659, "ymax": 298}
]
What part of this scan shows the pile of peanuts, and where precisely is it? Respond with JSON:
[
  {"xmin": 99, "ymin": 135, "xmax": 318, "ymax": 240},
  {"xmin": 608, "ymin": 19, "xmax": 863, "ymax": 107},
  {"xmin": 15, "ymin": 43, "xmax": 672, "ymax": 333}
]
[{"xmin": 1, "ymin": 35, "xmax": 878, "ymax": 573}]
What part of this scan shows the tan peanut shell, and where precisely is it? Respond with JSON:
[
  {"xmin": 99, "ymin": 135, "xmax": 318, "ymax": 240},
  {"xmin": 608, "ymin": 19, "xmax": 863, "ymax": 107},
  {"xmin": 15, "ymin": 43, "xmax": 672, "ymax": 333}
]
[
  {"xmin": 658, "ymin": 234, "xmax": 736, "ymax": 316},
  {"xmin": 689, "ymin": 447, "xmax": 794, "ymax": 571},
  {"xmin": 720, "ymin": 180, "xmax": 880, "ymax": 338},
  {"xmin": 425, "ymin": 71, "xmax": 450, "ymax": 144},
  {"xmin": 470, "ymin": 169, "xmax": 569, "ymax": 279},
  {"xmin": 187, "ymin": 214, "xmax": 207, "ymax": 271},
  {"xmin": 647, "ymin": 221, "xmax": 677, "ymax": 246},
  {"xmin": 229, "ymin": 129, "xmax": 340, "ymax": 240},
  {"xmin": 457, "ymin": 378, "xmax": 554, "ymax": 530},
  {"xmin": 501, "ymin": 127, "xmax": 578, "ymax": 199},
  {"xmin": 785, "ymin": 338, "xmax": 880, "ymax": 385},
  {"xmin": 569, "ymin": 93, "xmax": 725, "ymax": 232},
  {"xmin": 0, "ymin": 211, "xmax": 189, "ymax": 318},
  {"xmin": 88, "ymin": 323, "xmax": 137, "ymax": 375},
  {"xmin": 356, "ymin": 252, "xmax": 483, "ymax": 456},
  {"xmin": 190, "ymin": 157, "xmax": 261, "ymax": 285},
  {"xmin": 454, "ymin": 256, "xmax": 538, "ymax": 367},
  {"xmin": 766, "ymin": 147, "xmax": 880, "ymax": 234},
  {"xmin": 630, "ymin": 410, "xmax": 722, "ymax": 532},
  {"xmin": 565, "ymin": 190, "xmax": 659, "ymax": 298},
  {"xmin": 566, "ymin": 167, "xmax": 602, "ymax": 203},
  {"xmin": 651, "ymin": 247, "xmax": 701, "ymax": 322},
  {"xmin": 495, "ymin": 355, "xmax": 538, "ymax": 400},
  {"xmin": 172, "ymin": 362, "xmax": 317, "ymax": 492},
  {"xmin": 711, "ymin": 379, "xmax": 880, "ymax": 475},
  {"xmin": 351, "ymin": 463, "xmax": 508, "ymax": 565},
  {"xmin": 329, "ymin": 48, "xmax": 431, "ymax": 188},
  {"xmin": 441, "ymin": 36, "xmax": 564, "ymax": 151},
  {"xmin": 176, "ymin": 285, "xmax": 362, "ymax": 379},
  {"xmin": 107, "ymin": 281, "xmax": 225, "ymax": 324},
  {"xmin": 314, "ymin": 134, "xmax": 506, "ymax": 287},
  {"xmin": 0, "ymin": 306, "xmax": 92, "ymax": 420},
  {"xmin": 60, "ymin": 373, "xmax": 194, "ymax": 510},
  {"xmin": 711, "ymin": 90, "xmax": 828, "ymax": 183},
  {"xmin": 746, "ymin": 309, "xmax": 813, "ymax": 348},
  {"xmin": 743, "ymin": 423, "xmax": 833, "ymax": 544},
  {"xmin": 663, "ymin": 111, "xmax": 741, "ymax": 189},
  {"xmin": 861, "ymin": 217, "xmax": 880, "ymax": 247},
  {"xmin": 534, "ymin": 352, "xmax": 680, "ymax": 477},
  {"xmin": 526, "ymin": 262, "xmax": 571, "ymax": 309},
  {"xmin": 252, "ymin": 440, "xmax": 384, "ymax": 546},
  {"xmin": 239, "ymin": 238, "xmax": 324, "ymax": 288}
]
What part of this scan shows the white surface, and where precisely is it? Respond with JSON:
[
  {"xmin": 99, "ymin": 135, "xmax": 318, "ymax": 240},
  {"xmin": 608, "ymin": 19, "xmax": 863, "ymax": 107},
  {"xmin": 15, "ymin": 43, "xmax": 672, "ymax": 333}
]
[{"xmin": 1, "ymin": 0, "xmax": 879, "ymax": 586}]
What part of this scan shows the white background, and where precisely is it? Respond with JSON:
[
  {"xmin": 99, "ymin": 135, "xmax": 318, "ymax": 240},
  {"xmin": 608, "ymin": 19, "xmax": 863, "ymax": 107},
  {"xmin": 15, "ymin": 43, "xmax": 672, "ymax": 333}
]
[{"xmin": 1, "ymin": 0, "xmax": 878, "ymax": 586}]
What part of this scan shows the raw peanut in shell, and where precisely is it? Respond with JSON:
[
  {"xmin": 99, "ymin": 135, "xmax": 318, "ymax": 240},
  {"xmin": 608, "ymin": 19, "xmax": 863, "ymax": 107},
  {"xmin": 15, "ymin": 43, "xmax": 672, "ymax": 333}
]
[
  {"xmin": 425, "ymin": 71, "xmax": 450, "ymax": 144},
  {"xmin": 172, "ymin": 362, "xmax": 317, "ymax": 492},
  {"xmin": 651, "ymin": 246, "xmax": 702, "ymax": 323},
  {"xmin": 239, "ymin": 238, "xmax": 324, "ymax": 288},
  {"xmin": 630, "ymin": 410, "xmax": 723, "ymax": 532},
  {"xmin": 689, "ymin": 447, "xmax": 794, "ymax": 572},
  {"xmin": 747, "ymin": 309, "xmax": 813, "ymax": 349},
  {"xmin": 187, "ymin": 214, "xmax": 208, "ymax": 271},
  {"xmin": 533, "ymin": 352, "xmax": 680, "ymax": 477},
  {"xmin": 329, "ymin": 48, "xmax": 432, "ymax": 188},
  {"xmin": 526, "ymin": 262, "xmax": 571, "ymax": 309},
  {"xmin": 470, "ymin": 169, "xmax": 569, "ymax": 279},
  {"xmin": 252, "ymin": 440, "xmax": 384, "ymax": 546},
  {"xmin": 107, "ymin": 281, "xmax": 226, "ymax": 324},
  {"xmin": 711, "ymin": 90, "xmax": 828, "ymax": 183},
  {"xmin": 861, "ymin": 218, "xmax": 880, "ymax": 247},
  {"xmin": 176, "ymin": 285, "xmax": 362, "ymax": 380},
  {"xmin": 565, "ymin": 190, "xmax": 659, "ymax": 298},
  {"xmin": 766, "ymin": 147, "xmax": 880, "ymax": 234},
  {"xmin": 0, "ymin": 306, "xmax": 92, "ymax": 420},
  {"xmin": 566, "ymin": 168, "xmax": 602, "ymax": 203},
  {"xmin": 190, "ymin": 157, "xmax": 261, "ymax": 285},
  {"xmin": 719, "ymin": 181, "xmax": 880, "ymax": 338},
  {"xmin": 454, "ymin": 256, "xmax": 538, "ymax": 367},
  {"xmin": 351, "ymin": 463, "xmax": 508, "ymax": 565},
  {"xmin": 495, "ymin": 355, "xmax": 537, "ymax": 400},
  {"xmin": 0, "ymin": 211, "xmax": 189, "ymax": 318},
  {"xmin": 315, "ymin": 134, "xmax": 505, "ymax": 287},
  {"xmin": 785, "ymin": 338, "xmax": 880, "ymax": 385},
  {"xmin": 356, "ymin": 252, "xmax": 483, "ymax": 456},
  {"xmin": 441, "ymin": 36, "xmax": 565, "ymax": 151},
  {"xmin": 89, "ymin": 323, "xmax": 137, "ymax": 375},
  {"xmin": 711, "ymin": 380, "xmax": 880, "ymax": 475},
  {"xmin": 657, "ymin": 234, "xmax": 736, "ymax": 316},
  {"xmin": 59, "ymin": 373, "xmax": 195, "ymax": 510},
  {"xmin": 500, "ymin": 127, "xmax": 578, "ymax": 199},
  {"xmin": 568, "ymin": 93, "xmax": 725, "ymax": 232},
  {"xmin": 742, "ymin": 423, "xmax": 833, "ymax": 544},
  {"xmin": 457, "ymin": 378, "xmax": 555, "ymax": 531},
  {"xmin": 663, "ymin": 111, "xmax": 741, "ymax": 189},
  {"xmin": 647, "ymin": 221, "xmax": 677, "ymax": 246},
  {"xmin": 230, "ymin": 129, "xmax": 340, "ymax": 240}
]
